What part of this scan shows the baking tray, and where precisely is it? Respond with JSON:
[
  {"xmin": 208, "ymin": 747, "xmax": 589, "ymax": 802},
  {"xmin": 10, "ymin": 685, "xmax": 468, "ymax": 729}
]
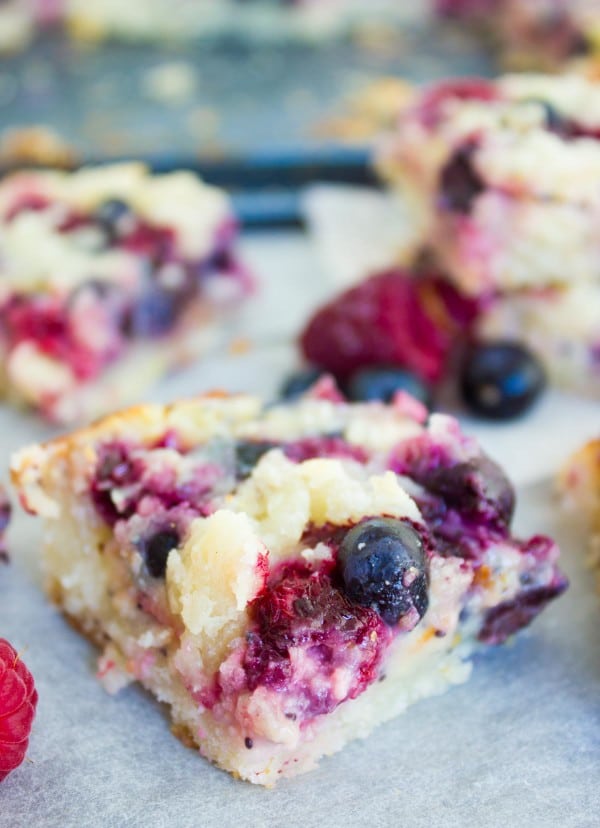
[{"xmin": 0, "ymin": 21, "xmax": 495, "ymax": 225}]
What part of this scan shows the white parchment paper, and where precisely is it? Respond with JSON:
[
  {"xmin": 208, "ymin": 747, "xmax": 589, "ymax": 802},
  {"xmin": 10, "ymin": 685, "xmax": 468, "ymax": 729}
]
[{"xmin": 0, "ymin": 232, "xmax": 598, "ymax": 827}]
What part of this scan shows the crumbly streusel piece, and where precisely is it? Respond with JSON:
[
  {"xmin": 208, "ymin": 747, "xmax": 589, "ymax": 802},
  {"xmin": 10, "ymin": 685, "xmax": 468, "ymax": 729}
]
[
  {"xmin": 11, "ymin": 387, "xmax": 567, "ymax": 784},
  {"xmin": 0, "ymin": 163, "xmax": 249, "ymax": 424},
  {"xmin": 559, "ymin": 439, "xmax": 600, "ymax": 590}
]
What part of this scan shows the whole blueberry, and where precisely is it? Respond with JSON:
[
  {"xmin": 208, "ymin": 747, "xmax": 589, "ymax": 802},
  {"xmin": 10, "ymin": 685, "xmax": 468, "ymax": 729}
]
[
  {"xmin": 140, "ymin": 527, "xmax": 180, "ymax": 578},
  {"xmin": 235, "ymin": 440, "xmax": 278, "ymax": 479},
  {"xmin": 338, "ymin": 517, "xmax": 429, "ymax": 626},
  {"xmin": 95, "ymin": 198, "xmax": 132, "ymax": 243},
  {"xmin": 126, "ymin": 288, "xmax": 180, "ymax": 338},
  {"xmin": 523, "ymin": 98, "xmax": 565, "ymax": 133},
  {"xmin": 346, "ymin": 366, "xmax": 431, "ymax": 406},
  {"xmin": 280, "ymin": 367, "xmax": 323, "ymax": 400},
  {"xmin": 460, "ymin": 341, "xmax": 546, "ymax": 420},
  {"xmin": 438, "ymin": 142, "xmax": 484, "ymax": 214}
]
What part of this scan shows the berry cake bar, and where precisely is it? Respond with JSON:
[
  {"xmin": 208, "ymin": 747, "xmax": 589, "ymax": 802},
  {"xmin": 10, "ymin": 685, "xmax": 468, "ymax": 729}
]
[
  {"xmin": 378, "ymin": 74, "xmax": 600, "ymax": 394},
  {"xmin": 435, "ymin": 0, "xmax": 600, "ymax": 69},
  {"xmin": 11, "ymin": 387, "xmax": 567, "ymax": 784},
  {"xmin": 559, "ymin": 439, "xmax": 600, "ymax": 591},
  {"xmin": 0, "ymin": 163, "xmax": 249, "ymax": 424}
]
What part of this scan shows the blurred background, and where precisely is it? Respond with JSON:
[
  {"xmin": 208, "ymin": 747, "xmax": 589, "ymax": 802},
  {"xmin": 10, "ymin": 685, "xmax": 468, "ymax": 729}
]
[{"xmin": 0, "ymin": 1, "xmax": 495, "ymax": 226}]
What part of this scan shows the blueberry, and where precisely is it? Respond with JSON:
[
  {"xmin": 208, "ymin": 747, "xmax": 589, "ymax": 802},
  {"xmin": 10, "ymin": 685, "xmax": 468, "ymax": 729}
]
[
  {"xmin": 438, "ymin": 142, "xmax": 484, "ymax": 214},
  {"xmin": 126, "ymin": 288, "xmax": 180, "ymax": 337},
  {"xmin": 95, "ymin": 199, "xmax": 132, "ymax": 243},
  {"xmin": 140, "ymin": 527, "xmax": 180, "ymax": 578},
  {"xmin": 235, "ymin": 440, "xmax": 277, "ymax": 479},
  {"xmin": 338, "ymin": 518, "xmax": 428, "ymax": 626},
  {"xmin": 280, "ymin": 368, "xmax": 323, "ymax": 400},
  {"xmin": 204, "ymin": 248, "xmax": 234, "ymax": 273},
  {"xmin": 523, "ymin": 98, "xmax": 565, "ymax": 133},
  {"xmin": 421, "ymin": 454, "xmax": 515, "ymax": 526},
  {"xmin": 0, "ymin": 498, "xmax": 10, "ymax": 535},
  {"xmin": 346, "ymin": 366, "xmax": 431, "ymax": 406},
  {"xmin": 460, "ymin": 341, "xmax": 546, "ymax": 420}
]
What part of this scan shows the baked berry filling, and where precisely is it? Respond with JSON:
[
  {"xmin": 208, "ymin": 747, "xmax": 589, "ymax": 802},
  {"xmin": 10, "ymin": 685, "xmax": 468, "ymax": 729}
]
[
  {"xmin": 390, "ymin": 438, "xmax": 517, "ymax": 560},
  {"xmin": 479, "ymin": 578, "xmax": 568, "ymax": 645},
  {"xmin": 0, "ymin": 489, "xmax": 10, "ymax": 563},
  {"xmin": 417, "ymin": 79, "xmax": 500, "ymax": 129},
  {"xmin": 436, "ymin": 103, "xmax": 600, "ymax": 220},
  {"xmin": 138, "ymin": 526, "xmax": 181, "ymax": 579},
  {"xmin": 438, "ymin": 141, "xmax": 485, "ymax": 215},
  {"xmin": 91, "ymin": 440, "xmax": 225, "ymax": 528},
  {"xmin": 240, "ymin": 564, "xmax": 390, "ymax": 719}
]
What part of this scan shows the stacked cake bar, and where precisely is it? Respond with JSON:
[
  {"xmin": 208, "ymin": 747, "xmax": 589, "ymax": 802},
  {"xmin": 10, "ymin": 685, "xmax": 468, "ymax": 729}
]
[
  {"xmin": 0, "ymin": 163, "xmax": 249, "ymax": 424},
  {"xmin": 435, "ymin": 0, "xmax": 600, "ymax": 69},
  {"xmin": 11, "ymin": 387, "xmax": 567, "ymax": 784},
  {"xmin": 378, "ymin": 73, "xmax": 600, "ymax": 395}
]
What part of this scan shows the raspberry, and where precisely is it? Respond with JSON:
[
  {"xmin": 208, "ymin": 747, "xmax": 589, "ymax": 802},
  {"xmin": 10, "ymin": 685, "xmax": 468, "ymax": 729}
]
[
  {"xmin": 242, "ymin": 565, "xmax": 389, "ymax": 719},
  {"xmin": 415, "ymin": 78, "xmax": 500, "ymax": 128},
  {"xmin": 300, "ymin": 269, "xmax": 480, "ymax": 385},
  {"xmin": 0, "ymin": 639, "xmax": 38, "ymax": 782}
]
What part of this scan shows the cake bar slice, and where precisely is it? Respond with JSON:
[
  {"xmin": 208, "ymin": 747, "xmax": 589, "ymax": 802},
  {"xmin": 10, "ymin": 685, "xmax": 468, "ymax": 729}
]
[
  {"xmin": 559, "ymin": 439, "xmax": 600, "ymax": 590},
  {"xmin": 0, "ymin": 163, "xmax": 250, "ymax": 424},
  {"xmin": 11, "ymin": 387, "xmax": 567, "ymax": 785},
  {"xmin": 377, "ymin": 73, "xmax": 600, "ymax": 394}
]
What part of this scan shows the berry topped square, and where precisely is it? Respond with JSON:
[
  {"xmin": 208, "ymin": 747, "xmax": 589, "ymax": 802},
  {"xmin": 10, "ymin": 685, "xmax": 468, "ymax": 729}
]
[
  {"xmin": 0, "ymin": 163, "xmax": 249, "ymax": 424},
  {"xmin": 11, "ymin": 386, "xmax": 567, "ymax": 784}
]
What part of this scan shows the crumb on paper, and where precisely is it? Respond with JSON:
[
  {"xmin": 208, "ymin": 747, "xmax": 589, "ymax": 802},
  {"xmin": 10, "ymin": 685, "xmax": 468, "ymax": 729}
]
[
  {"xmin": 313, "ymin": 77, "xmax": 414, "ymax": 143},
  {"xmin": 228, "ymin": 337, "xmax": 253, "ymax": 356}
]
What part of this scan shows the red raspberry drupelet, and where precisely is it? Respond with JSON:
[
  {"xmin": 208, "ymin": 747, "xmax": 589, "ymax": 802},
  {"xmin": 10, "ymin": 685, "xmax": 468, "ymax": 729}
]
[{"xmin": 0, "ymin": 639, "xmax": 38, "ymax": 782}]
